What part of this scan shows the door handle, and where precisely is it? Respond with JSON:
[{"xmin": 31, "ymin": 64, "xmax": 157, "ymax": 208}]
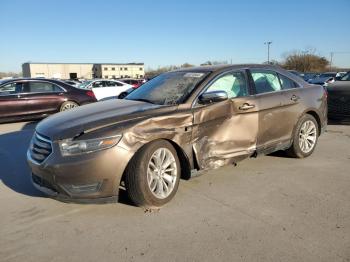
[
  {"xmin": 291, "ymin": 95, "xmax": 300, "ymax": 102},
  {"xmin": 239, "ymin": 103, "xmax": 255, "ymax": 110}
]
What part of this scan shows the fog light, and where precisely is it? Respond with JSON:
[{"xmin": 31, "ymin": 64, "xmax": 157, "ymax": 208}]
[{"xmin": 62, "ymin": 182, "xmax": 102, "ymax": 194}]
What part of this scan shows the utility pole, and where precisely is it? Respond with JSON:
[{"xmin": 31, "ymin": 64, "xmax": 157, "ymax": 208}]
[
  {"xmin": 264, "ymin": 41, "xmax": 272, "ymax": 64},
  {"xmin": 330, "ymin": 52, "xmax": 334, "ymax": 71}
]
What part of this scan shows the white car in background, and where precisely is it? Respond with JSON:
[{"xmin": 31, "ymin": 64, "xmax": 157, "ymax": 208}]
[{"xmin": 78, "ymin": 79, "xmax": 132, "ymax": 100}]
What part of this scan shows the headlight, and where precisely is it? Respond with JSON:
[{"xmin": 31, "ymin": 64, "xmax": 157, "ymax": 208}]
[{"xmin": 59, "ymin": 135, "xmax": 122, "ymax": 156}]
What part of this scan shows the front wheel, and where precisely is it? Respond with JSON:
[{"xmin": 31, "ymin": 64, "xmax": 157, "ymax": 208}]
[
  {"xmin": 124, "ymin": 140, "xmax": 181, "ymax": 208},
  {"xmin": 286, "ymin": 114, "xmax": 319, "ymax": 158}
]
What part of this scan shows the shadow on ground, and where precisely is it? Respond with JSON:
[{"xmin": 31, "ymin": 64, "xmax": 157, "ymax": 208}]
[
  {"xmin": 0, "ymin": 121, "xmax": 137, "ymax": 206},
  {"xmin": 328, "ymin": 118, "xmax": 350, "ymax": 125},
  {"xmin": 0, "ymin": 122, "xmax": 45, "ymax": 197}
]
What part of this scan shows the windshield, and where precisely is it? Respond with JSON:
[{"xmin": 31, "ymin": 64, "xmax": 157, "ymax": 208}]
[
  {"xmin": 125, "ymin": 71, "xmax": 208, "ymax": 105},
  {"xmin": 341, "ymin": 73, "xmax": 350, "ymax": 81},
  {"xmin": 78, "ymin": 81, "xmax": 92, "ymax": 88}
]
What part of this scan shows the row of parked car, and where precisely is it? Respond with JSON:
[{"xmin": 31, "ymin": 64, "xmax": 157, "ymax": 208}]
[
  {"xmin": 289, "ymin": 70, "xmax": 347, "ymax": 85},
  {"xmin": 288, "ymin": 70, "xmax": 350, "ymax": 121},
  {"xmin": 0, "ymin": 69, "xmax": 349, "ymax": 124},
  {"xmin": 0, "ymin": 78, "xmax": 145, "ymax": 123}
]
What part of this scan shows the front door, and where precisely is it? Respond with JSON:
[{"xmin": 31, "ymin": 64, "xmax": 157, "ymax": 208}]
[
  {"xmin": 192, "ymin": 70, "xmax": 259, "ymax": 170},
  {"xmin": 0, "ymin": 81, "xmax": 27, "ymax": 120}
]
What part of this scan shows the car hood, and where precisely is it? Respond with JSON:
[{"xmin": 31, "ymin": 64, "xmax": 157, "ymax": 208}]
[{"xmin": 36, "ymin": 99, "xmax": 172, "ymax": 140}]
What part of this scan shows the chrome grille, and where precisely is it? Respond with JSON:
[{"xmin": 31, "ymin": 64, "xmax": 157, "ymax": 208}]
[{"xmin": 30, "ymin": 133, "xmax": 52, "ymax": 164}]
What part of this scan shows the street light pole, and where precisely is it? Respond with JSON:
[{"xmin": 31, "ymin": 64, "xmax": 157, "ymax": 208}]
[
  {"xmin": 264, "ymin": 41, "xmax": 272, "ymax": 64},
  {"xmin": 330, "ymin": 52, "xmax": 334, "ymax": 71}
]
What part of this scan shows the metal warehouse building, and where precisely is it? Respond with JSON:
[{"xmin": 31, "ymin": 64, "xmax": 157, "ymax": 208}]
[{"xmin": 22, "ymin": 62, "xmax": 145, "ymax": 80}]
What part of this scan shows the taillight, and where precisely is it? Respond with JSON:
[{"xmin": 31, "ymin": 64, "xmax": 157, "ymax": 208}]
[
  {"xmin": 86, "ymin": 90, "xmax": 95, "ymax": 98},
  {"xmin": 323, "ymin": 87, "xmax": 328, "ymax": 99},
  {"xmin": 132, "ymin": 84, "xmax": 138, "ymax": 89}
]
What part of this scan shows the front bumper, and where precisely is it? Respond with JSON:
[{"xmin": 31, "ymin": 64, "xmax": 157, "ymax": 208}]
[{"xmin": 27, "ymin": 143, "xmax": 133, "ymax": 201}]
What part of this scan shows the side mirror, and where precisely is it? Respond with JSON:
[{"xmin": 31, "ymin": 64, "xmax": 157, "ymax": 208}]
[{"xmin": 198, "ymin": 90, "xmax": 228, "ymax": 104}]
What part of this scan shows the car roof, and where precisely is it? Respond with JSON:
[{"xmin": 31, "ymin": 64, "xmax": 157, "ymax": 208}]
[{"xmin": 173, "ymin": 64, "xmax": 285, "ymax": 73}]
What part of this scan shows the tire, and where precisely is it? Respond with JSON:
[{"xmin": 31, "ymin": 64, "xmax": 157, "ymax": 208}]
[
  {"xmin": 124, "ymin": 140, "xmax": 181, "ymax": 208},
  {"xmin": 118, "ymin": 92, "xmax": 128, "ymax": 99},
  {"xmin": 286, "ymin": 114, "xmax": 319, "ymax": 158},
  {"xmin": 60, "ymin": 101, "xmax": 79, "ymax": 112}
]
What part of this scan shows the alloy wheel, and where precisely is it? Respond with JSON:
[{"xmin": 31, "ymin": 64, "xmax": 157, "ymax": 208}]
[
  {"xmin": 147, "ymin": 147, "xmax": 178, "ymax": 199},
  {"xmin": 299, "ymin": 120, "xmax": 317, "ymax": 153}
]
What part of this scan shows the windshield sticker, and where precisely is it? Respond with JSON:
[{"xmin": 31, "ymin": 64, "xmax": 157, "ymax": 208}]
[{"xmin": 184, "ymin": 73, "xmax": 204, "ymax": 78}]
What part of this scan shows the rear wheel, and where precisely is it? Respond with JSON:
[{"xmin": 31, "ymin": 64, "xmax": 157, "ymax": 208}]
[
  {"xmin": 124, "ymin": 140, "xmax": 180, "ymax": 208},
  {"xmin": 286, "ymin": 114, "xmax": 319, "ymax": 158},
  {"xmin": 118, "ymin": 92, "xmax": 128, "ymax": 99},
  {"xmin": 60, "ymin": 101, "xmax": 79, "ymax": 112}
]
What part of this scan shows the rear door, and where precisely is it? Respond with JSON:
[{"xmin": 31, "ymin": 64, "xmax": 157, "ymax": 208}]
[
  {"xmin": 192, "ymin": 70, "xmax": 259, "ymax": 169},
  {"xmin": 91, "ymin": 80, "xmax": 107, "ymax": 100},
  {"xmin": 277, "ymin": 73, "xmax": 303, "ymax": 140},
  {"xmin": 105, "ymin": 80, "xmax": 129, "ymax": 96},
  {"xmin": 249, "ymin": 69, "xmax": 297, "ymax": 152},
  {"xmin": 24, "ymin": 81, "xmax": 65, "ymax": 115},
  {"xmin": 0, "ymin": 81, "xmax": 27, "ymax": 119}
]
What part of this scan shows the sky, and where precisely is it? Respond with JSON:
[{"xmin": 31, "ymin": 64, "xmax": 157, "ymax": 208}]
[{"xmin": 0, "ymin": 0, "xmax": 350, "ymax": 72}]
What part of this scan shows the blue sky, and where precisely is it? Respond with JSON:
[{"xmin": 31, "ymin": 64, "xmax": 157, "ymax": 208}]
[{"xmin": 1, "ymin": 0, "xmax": 349, "ymax": 72}]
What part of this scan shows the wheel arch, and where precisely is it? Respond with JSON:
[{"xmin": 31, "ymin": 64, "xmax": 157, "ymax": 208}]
[{"xmin": 119, "ymin": 138, "xmax": 192, "ymax": 189}]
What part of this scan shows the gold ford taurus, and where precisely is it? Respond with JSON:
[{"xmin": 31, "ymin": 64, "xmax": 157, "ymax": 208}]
[{"xmin": 27, "ymin": 64, "xmax": 327, "ymax": 207}]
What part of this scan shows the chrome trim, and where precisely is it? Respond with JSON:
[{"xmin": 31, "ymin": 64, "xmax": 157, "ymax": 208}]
[{"xmin": 28, "ymin": 132, "xmax": 53, "ymax": 165}]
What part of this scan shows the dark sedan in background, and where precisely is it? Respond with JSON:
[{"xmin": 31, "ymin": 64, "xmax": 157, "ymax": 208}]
[
  {"xmin": 327, "ymin": 72, "xmax": 350, "ymax": 121},
  {"xmin": 308, "ymin": 72, "xmax": 337, "ymax": 85},
  {"xmin": 0, "ymin": 78, "xmax": 97, "ymax": 123}
]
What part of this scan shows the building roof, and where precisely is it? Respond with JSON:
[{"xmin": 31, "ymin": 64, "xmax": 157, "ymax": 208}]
[{"xmin": 22, "ymin": 62, "xmax": 144, "ymax": 65}]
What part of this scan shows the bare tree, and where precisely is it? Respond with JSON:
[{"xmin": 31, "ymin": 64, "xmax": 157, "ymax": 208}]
[{"xmin": 282, "ymin": 49, "xmax": 329, "ymax": 72}]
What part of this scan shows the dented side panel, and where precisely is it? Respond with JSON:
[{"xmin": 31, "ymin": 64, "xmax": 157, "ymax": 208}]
[{"xmin": 192, "ymin": 97, "xmax": 259, "ymax": 170}]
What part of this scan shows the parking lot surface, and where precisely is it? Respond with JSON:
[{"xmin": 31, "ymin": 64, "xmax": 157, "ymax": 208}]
[{"xmin": 0, "ymin": 121, "xmax": 349, "ymax": 262}]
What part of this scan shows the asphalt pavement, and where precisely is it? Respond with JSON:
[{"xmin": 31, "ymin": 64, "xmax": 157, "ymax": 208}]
[{"xmin": 0, "ymin": 121, "xmax": 349, "ymax": 262}]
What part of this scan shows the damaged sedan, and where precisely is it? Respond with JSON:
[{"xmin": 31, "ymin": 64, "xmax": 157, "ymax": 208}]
[{"xmin": 27, "ymin": 64, "xmax": 327, "ymax": 207}]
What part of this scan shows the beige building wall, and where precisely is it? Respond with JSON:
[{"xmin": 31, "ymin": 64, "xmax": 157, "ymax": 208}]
[
  {"xmin": 22, "ymin": 63, "xmax": 95, "ymax": 79},
  {"xmin": 22, "ymin": 63, "xmax": 145, "ymax": 79},
  {"xmin": 99, "ymin": 64, "xmax": 145, "ymax": 79}
]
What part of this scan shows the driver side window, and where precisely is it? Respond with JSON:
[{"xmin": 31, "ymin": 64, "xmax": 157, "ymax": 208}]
[{"xmin": 206, "ymin": 72, "xmax": 248, "ymax": 98}]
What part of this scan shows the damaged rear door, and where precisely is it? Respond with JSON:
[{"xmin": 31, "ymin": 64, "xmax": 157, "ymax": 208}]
[{"xmin": 191, "ymin": 70, "xmax": 259, "ymax": 170}]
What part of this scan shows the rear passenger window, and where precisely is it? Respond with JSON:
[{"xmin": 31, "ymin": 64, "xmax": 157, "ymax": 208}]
[
  {"xmin": 28, "ymin": 82, "xmax": 61, "ymax": 93},
  {"xmin": 251, "ymin": 70, "xmax": 281, "ymax": 94},
  {"xmin": 206, "ymin": 71, "xmax": 248, "ymax": 98},
  {"xmin": 92, "ymin": 81, "xmax": 105, "ymax": 88},
  {"xmin": 279, "ymin": 74, "xmax": 298, "ymax": 90}
]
